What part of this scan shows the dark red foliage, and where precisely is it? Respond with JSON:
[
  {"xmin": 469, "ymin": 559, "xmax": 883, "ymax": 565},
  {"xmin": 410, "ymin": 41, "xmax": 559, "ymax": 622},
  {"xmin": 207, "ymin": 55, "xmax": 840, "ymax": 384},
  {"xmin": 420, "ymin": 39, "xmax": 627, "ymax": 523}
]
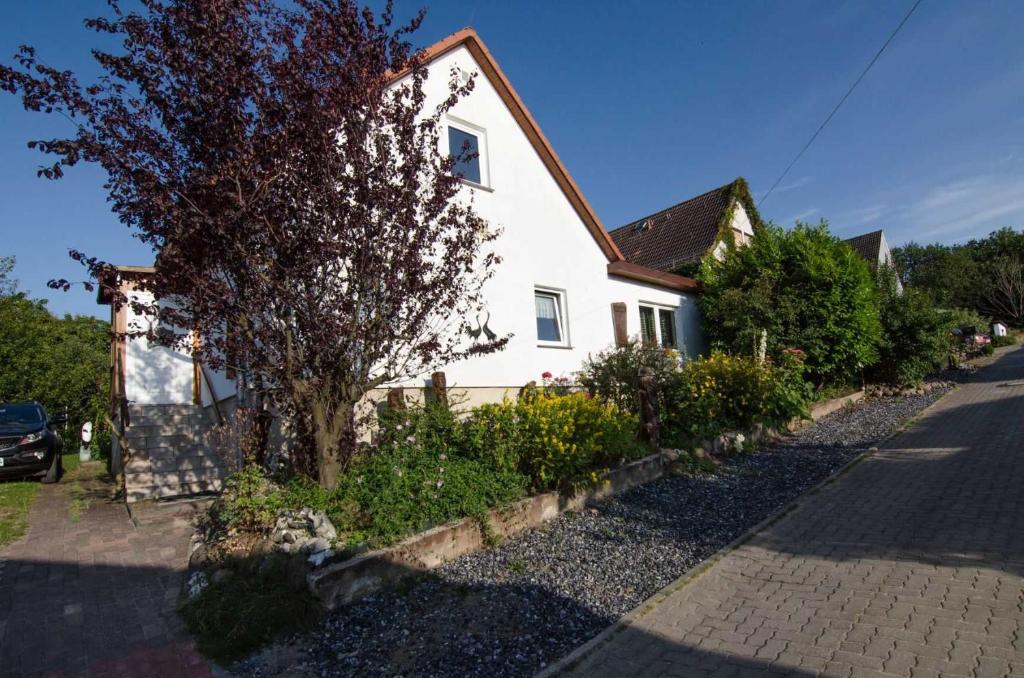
[{"xmin": 2, "ymin": 0, "xmax": 507, "ymax": 486}]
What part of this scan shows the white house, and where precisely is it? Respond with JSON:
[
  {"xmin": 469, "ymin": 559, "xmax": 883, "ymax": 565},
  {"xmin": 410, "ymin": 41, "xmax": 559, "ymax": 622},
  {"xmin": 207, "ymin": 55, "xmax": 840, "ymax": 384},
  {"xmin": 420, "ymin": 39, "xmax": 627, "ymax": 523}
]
[
  {"xmin": 992, "ymin": 322, "xmax": 1008, "ymax": 338},
  {"xmin": 99, "ymin": 28, "xmax": 706, "ymax": 500}
]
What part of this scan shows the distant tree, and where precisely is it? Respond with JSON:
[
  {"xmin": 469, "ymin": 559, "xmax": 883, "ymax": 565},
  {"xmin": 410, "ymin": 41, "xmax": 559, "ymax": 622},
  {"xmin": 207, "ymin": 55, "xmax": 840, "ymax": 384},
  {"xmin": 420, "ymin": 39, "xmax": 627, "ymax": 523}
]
[
  {"xmin": 0, "ymin": 293, "xmax": 110, "ymax": 441},
  {"xmin": 699, "ymin": 221, "xmax": 881, "ymax": 386},
  {"xmin": 1, "ymin": 0, "xmax": 507, "ymax": 488},
  {"xmin": 0, "ymin": 256, "xmax": 16, "ymax": 296},
  {"xmin": 893, "ymin": 227, "xmax": 1024, "ymax": 326}
]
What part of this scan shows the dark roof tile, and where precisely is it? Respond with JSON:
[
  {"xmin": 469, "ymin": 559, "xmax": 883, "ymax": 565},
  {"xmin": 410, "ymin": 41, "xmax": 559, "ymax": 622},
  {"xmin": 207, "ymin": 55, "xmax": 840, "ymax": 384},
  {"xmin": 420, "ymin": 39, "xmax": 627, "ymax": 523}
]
[
  {"xmin": 844, "ymin": 230, "xmax": 884, "ymax": 265},
  {"xmin": 609, "ymin": 182, "xmax": 734, "ymax": 272}
]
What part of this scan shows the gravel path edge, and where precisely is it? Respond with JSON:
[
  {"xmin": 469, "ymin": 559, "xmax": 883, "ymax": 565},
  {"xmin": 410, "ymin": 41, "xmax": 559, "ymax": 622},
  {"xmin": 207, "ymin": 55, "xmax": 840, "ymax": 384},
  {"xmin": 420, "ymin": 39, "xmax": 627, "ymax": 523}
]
[{"xmin": 535, "ymin": 383, "xmax": 960, "ymax": 678}]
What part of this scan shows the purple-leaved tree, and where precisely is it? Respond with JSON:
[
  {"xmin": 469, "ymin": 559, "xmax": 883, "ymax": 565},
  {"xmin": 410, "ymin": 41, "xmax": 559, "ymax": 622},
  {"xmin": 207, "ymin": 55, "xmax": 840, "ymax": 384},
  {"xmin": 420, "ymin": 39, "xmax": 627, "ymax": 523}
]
[{"xmin": 1, "ymin": 0, "xmax": 507, "ymax": 487}]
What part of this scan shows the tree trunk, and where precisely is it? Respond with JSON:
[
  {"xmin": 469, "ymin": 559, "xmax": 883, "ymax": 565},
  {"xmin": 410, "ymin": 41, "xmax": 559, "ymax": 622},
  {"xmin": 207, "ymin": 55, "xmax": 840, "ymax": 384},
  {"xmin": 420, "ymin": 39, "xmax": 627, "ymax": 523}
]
[{"xmin": 312, "ymin": 397, "xmax": 357, "ymax": 490}]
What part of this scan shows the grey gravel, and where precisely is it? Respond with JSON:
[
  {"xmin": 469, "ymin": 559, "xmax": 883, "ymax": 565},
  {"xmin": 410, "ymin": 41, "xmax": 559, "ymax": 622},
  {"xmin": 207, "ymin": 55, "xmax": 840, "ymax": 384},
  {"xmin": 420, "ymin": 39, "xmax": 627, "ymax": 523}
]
[{"xmin": 236, "ymin": 383, "xmax": 951, "ymax": 678}]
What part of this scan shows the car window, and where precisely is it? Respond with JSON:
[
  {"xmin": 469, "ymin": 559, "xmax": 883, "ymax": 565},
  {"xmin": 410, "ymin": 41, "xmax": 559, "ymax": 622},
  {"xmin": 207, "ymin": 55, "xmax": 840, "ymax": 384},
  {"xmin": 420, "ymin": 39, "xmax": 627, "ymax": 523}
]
[{"xmin": 0, "ymin": 404, "xmax": 44, "ymax": 428}]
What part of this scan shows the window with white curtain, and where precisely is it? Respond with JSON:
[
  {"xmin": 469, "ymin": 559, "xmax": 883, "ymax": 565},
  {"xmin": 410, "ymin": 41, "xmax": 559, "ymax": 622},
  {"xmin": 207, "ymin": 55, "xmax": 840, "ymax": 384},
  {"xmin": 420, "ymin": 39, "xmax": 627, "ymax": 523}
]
[{"xmin": 535, "ymin": 288, "xmax": 568, "ymax": 346}]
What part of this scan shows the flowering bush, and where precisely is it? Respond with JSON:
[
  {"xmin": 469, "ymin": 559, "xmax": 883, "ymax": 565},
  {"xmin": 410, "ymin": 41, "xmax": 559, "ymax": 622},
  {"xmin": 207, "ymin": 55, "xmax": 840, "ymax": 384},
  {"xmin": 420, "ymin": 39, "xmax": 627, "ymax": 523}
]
[
  {"xmin": 461, "ymin": 388, "xmax": 645, "ymax": 492},
  {"xmin": 577, "ymin": 339, "xmax": 682, "ymax": 414},
  {"xmin": 661, "ymin": 352, "xmax": 811, "ymax": 447}
]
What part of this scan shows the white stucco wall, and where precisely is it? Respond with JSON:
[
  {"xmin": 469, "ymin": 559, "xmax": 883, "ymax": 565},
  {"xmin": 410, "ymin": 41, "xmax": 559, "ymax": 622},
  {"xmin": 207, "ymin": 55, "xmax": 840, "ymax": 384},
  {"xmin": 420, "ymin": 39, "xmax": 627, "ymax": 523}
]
[
  {"xmin": 123, "ymin": 290, "xmax": 195, "ymax": 405},
  {"xmin": 394, "ymin": 45, "xmax": 704, "ymax": 390}
]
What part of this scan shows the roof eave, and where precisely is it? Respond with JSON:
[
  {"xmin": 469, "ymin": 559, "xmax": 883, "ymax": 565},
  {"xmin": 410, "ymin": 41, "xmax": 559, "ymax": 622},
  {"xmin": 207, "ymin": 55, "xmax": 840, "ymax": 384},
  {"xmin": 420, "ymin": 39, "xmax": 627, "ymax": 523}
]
[{"xmin": 607, "ymin": 261, "xmax": 701, "ymax": 293}]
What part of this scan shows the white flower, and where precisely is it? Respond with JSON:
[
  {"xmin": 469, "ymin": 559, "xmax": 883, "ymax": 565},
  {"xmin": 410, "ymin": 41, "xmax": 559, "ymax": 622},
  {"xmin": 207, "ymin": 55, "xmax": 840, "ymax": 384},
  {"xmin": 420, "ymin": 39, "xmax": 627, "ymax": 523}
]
[
  {"xmin": 439, "ymin": 453, "xmax": 447, "ymax": 461},
  {"xmin": 395, "ymin": 423, "xmax": 403, "ymax": 431},
  {"xmin": 406, "ymin": 435, "xmax": 416, "ymax": 444},
  {"xmin": 436, "ymin": 479, "xmax": 444, "ymax": 489},
  {"xmin": 438, "ymin": 467, "xmax": 445, "ymax": 474}
]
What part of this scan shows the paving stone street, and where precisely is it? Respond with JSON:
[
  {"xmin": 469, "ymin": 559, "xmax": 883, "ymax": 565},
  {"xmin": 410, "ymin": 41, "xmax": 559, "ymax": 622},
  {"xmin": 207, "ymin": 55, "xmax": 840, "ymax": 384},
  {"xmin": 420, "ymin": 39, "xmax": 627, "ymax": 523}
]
[
  {"xmin": 0, "ymin": 467, "xmax": 210, "ymax": 677},
  {"xmin": 568, "ymin": 346, "xmax": 1024, "ymax": 677}
]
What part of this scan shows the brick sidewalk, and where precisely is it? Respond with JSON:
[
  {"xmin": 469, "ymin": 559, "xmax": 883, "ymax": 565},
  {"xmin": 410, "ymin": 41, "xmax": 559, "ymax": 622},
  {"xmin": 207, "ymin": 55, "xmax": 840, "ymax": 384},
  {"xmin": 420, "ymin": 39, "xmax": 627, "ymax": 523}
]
[
  {"xmin": 567, "ymin": 346, "xmax": 1024, "ymax": 677},
  {"xmin": 0, "ymin": 464, "xmax": 211, "ymax": 677}
]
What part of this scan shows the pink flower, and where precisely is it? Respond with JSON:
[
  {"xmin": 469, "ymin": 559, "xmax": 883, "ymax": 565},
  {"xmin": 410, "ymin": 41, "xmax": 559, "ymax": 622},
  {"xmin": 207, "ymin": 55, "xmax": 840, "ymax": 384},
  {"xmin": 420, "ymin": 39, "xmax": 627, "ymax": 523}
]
[
  {"xmin": 556, "ymin": 376, "xmax": 568, "ymax": 383},
  {"xmin": 541, "ymin": 371, "xmax": 553, "ymax": 379}
]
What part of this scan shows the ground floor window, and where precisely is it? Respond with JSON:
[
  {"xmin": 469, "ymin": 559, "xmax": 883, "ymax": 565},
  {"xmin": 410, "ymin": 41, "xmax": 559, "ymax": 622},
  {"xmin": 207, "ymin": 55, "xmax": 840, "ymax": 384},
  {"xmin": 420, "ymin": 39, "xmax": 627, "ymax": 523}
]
[
  {"xmin": 639, "ymin": 304, "xmax": 677, "ymax": 349},
  {"xmin": 535, "ymin": 288, "xmax": 569, "ymax": 347}
]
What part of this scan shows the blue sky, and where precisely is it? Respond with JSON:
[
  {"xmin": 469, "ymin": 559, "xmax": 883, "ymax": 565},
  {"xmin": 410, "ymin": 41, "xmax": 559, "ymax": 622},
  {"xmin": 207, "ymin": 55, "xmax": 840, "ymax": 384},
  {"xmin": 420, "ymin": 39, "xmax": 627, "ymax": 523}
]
[{"xmin": 2, "ymin": 0, "xmax": 1022, "ymax": 318}]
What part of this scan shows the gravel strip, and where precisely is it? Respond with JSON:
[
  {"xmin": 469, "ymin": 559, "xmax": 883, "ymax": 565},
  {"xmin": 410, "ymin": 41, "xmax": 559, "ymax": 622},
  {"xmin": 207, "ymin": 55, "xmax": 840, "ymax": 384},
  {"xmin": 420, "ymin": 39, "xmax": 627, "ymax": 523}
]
[{"xmin": 237, "ymin": 384, "xmax": 951, "ymax": 678}]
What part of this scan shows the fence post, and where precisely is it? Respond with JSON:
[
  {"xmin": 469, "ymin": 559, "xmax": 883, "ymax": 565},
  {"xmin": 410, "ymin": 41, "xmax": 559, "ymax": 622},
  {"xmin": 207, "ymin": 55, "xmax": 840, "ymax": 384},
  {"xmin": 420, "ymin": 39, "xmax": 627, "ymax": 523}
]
[
  {"xmin": 431, "ymin": 371, "xmax": 449, "ymax": 410},
  {"xmin": 638, "ymin": 367, "xmax": 660, "ymax": 448},
  {"xmin": 387, "ymin": 387, "xmax": 405, "ymax": 410}
]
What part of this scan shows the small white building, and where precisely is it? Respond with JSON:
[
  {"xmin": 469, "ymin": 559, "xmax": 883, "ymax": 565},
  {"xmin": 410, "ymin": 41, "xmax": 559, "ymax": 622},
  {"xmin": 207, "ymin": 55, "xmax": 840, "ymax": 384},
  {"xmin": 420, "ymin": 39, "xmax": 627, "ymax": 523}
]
[
  {"xmin": 99, "ymin": 29, "xmax": 707, "ymax": 500},
  {"xmin": 993, "ymin": 322, "xmax": 1008, "ymax": 338}
]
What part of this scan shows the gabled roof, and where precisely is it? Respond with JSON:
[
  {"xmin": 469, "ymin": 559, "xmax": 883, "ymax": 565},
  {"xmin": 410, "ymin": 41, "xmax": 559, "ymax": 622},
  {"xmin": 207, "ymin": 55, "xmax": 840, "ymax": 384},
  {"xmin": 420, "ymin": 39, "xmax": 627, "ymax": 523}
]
[
  {"xmin": 843, "ymin": 230, "xmax": 885, "ymax": 264},
  {"xmin": 609, "ymin": 182, "xmax": 737, "ymax": 272},
  {"xmin": 405, "ymin": 28, "xmax": 623, "ymax": 262}
]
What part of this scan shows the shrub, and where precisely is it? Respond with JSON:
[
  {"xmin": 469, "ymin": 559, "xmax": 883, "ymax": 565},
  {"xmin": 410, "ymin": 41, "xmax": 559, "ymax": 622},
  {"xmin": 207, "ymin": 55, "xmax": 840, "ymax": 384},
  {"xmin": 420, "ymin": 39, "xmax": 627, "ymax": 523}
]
[
  {"xmin": 869, "ymin": 269, "xmax": 949, "ymax": 387},
  {"xmin": 982, "ymin": 343, "xmax": 995, "ymax": 356},
  {"xmin": 661, "ymin": 352, "xmax": 811, "ymax": 447},
  {"xmin": 577, "ymin": 340, "xmax": 681, "ymax": 414},
  {"xmin": 513, "ymin": 389, "xmax": 645, "ymax": 491},
  {"xmin": 698, "ymin": 221, "xmax": 881, "ymax": 386},
  {"xmin": 461, "ymin": 389, "xmax": 645, "ymax": 493},
  {"xmin": 991, "ymin": 334, "xmax": 1017, "ymax": 348},
  {"xmin": 212, "ymin": 464, "xmax": 285, "ymax": 534}
]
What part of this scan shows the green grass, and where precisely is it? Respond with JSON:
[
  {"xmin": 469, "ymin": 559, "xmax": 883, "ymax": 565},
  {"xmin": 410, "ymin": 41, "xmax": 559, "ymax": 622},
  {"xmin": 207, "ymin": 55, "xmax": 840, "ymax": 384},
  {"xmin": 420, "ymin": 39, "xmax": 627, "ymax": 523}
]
[{"xmin": 0, "ymin": 480, "xmax": 40, "ymax": 548}]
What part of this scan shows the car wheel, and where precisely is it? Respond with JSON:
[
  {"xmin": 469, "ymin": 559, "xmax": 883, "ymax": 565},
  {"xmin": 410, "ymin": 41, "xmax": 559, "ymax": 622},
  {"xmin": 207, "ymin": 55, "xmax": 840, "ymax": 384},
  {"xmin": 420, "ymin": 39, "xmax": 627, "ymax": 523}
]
[{"xmin": 42, "ymin": 450, "xmax": 61, "ymax": 484}]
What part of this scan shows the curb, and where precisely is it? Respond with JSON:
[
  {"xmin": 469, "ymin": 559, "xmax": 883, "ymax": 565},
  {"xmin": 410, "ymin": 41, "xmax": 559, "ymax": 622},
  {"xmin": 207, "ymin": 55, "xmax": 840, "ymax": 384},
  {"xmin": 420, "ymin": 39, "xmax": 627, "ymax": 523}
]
[{"xmin": 535, "ymin": 382, "xmax": 960, "ymax": 678}]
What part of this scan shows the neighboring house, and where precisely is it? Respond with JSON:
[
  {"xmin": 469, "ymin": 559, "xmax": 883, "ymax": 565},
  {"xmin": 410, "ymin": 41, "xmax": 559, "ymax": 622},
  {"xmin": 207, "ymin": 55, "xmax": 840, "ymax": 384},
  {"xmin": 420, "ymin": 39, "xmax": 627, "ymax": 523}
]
[
  {"xmin": 843, "ymin": 229, "xmax": 902, "ymax": 292},
  {"xmin": 98, "ymin": 28, "xmax": 706, "ymax": 501},
  {"xmin": 608, "ymin": 179, "xmax": 761, "ymax": 277},
  {"xmin": 992, "ymin": 322, "xmax": 1008, "ymax": 338}
]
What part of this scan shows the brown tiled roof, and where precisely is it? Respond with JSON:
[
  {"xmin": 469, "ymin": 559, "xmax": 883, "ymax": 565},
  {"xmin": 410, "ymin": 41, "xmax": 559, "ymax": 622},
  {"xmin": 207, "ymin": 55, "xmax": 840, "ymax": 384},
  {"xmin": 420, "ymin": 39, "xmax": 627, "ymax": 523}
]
[
  {"xmin": 844, "ymin": 230, "xmax": 884, "ymax": 265},
  {"xmin": 609, "ymin": 183, "xmax": 735, "ymax": 272}
]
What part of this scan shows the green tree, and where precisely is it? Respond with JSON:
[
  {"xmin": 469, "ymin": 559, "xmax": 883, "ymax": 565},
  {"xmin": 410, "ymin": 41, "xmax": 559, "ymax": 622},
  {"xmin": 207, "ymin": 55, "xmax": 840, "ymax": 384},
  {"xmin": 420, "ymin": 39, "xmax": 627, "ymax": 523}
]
[
  {"xmin": 698, "ymin": 221, "xmax": 881, "ymax": 386},
  {"xmin": 869, "ymin": 267, "xmax": 949, "ymax": 386},
  {"xmin": 0, "ymin": 293, "xmax": 110, "ymax": 446}
]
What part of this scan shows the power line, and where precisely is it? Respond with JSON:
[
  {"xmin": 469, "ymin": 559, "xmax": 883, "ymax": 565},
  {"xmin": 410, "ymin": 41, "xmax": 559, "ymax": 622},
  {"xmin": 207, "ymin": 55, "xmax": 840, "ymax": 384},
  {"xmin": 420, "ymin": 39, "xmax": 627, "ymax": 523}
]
[{"xmin": 758, "ymin": 0, "xmax": 925, "ymax": 208}]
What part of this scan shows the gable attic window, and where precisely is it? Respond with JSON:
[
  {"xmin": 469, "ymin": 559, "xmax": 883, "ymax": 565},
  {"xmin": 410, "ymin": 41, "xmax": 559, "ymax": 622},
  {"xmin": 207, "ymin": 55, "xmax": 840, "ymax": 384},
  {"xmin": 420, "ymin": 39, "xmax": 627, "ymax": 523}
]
[
  {"xmin": 447, "ymin": 117, "xmax": 489, "ymax": 187},
  {"xmin": 535, "ymin": 288, "xmax": 569, "ymax": 347}
]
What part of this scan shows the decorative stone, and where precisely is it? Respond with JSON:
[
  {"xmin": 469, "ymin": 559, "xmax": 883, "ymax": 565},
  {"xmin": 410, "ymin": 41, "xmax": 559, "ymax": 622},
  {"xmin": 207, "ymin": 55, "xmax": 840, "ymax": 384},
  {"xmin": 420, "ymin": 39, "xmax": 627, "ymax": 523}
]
[{"xmin": 185, "ymin": 571, "xmax": 208, "ymax": 600}]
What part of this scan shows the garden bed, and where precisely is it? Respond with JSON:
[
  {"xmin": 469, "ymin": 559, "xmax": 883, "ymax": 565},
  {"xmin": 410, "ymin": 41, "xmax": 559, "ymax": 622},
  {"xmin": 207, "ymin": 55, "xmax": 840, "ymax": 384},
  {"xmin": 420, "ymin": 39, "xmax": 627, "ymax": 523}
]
[{"xmin": 235, "ymin": 382, "xmax": 953, "ymax": 677}]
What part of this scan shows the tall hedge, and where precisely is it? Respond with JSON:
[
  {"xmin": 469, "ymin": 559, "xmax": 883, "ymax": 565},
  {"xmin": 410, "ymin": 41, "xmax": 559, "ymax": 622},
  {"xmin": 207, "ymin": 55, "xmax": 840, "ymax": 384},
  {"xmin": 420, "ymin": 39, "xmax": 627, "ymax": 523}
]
[{"xmin": 698, "ymin": 221, "xmax": 881, "ymax": 386}]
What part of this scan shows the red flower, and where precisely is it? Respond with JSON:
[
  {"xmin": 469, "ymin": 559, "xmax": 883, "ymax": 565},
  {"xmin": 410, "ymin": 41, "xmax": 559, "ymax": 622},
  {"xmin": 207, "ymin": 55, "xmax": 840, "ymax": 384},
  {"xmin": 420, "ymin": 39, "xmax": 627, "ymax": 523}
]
[{"xmin": 541, "ymin": 371, "xmax": 553, "ymax": 379}]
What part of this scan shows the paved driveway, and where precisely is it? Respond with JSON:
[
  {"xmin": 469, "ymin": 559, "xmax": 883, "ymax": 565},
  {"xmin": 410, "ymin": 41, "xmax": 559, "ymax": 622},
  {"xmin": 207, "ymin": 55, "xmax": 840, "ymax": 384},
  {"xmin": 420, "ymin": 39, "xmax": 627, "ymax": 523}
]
[
  {"xmin": 0, "ymin": 464, "xmax": 210, "ymax": 677},
  {"xmin": 568, "ymin": 346, "xmax": 1024, "ymax": 677}
]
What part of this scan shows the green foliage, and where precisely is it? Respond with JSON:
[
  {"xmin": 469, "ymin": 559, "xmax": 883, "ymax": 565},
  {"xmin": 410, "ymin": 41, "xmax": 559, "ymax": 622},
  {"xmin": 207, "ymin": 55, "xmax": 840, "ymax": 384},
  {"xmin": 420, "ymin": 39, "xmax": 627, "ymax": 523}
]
[
  {"xmin": 179, "ymin": 566, "xmax": 322, "ymax": 663},
  {"xmin": 982, "ymin": 343, "xmax": 996, "ymax": 356},
  {"xmin": 893, "ymin": 227, "xmax": 1024, "ymax": 326},
  {"xmin": 0, "ymin": 291, "xmax": 110, "ymax": 453},
  {"xmin": 577, "ymin": 339, "xmax": 682, "ymax": 414},
  {"xmin": 660, "ymin": 352, "xmax": 811, "ymax": 447},
  {"xmin": 698, "ymin": 221, "xmax": 881, "ymax": 385},
  {"xmin": 992, "ymin": 334, "xmax": 1017, "ymax": 348},
  {"xmin": 213, "ymin": 464, "xmax": 285, "ymax": 533},
  {"xmin": 503, "ymin": 389, "xmax": 645, "ymax": 492},
  {"xmin": 869, "ymin": 268, "xmax": 950, "ymax": 387}
]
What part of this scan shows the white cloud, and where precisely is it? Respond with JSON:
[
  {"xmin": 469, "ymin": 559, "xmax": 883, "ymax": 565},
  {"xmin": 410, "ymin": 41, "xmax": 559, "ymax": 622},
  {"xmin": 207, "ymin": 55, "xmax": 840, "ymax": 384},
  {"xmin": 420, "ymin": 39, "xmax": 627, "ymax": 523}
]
[
  {"xmin": 898, "ymin": 174, "xmax": 1024, "ymax": 243},
  {"xmin": 781, "ymin": 207, "xmax": 819, "ymax": 225}
]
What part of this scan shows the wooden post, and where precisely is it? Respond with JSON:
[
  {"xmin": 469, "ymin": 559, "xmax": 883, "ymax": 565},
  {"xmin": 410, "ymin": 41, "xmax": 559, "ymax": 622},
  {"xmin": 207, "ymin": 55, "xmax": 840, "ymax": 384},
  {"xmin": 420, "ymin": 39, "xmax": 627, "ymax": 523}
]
[
  {"xmin": 431, "ymin": 371, "xmax": 449, "ymax": 410},
  {"xmin": 387, "ymin": 387, "xmax": 405, "ymax": 410},
  {"xmin": 638, "ymin": 367, "xmax": 660, "ymax": 448}
]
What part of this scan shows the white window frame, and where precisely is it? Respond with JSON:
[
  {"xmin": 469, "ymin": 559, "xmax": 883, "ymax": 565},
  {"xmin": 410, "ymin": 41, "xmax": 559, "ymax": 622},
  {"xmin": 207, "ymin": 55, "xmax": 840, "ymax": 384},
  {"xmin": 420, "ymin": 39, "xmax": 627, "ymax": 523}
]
[
  {"xmin": 446, "ymin": 115, "xmax": 491, "ymax": 189},
  {"xmin": 639, "ymin": 302, "xmax": 679, "ymax": 349},
  {"xmin": 535, "ymin": 286, "xmax": 570, "ymax": 348}
]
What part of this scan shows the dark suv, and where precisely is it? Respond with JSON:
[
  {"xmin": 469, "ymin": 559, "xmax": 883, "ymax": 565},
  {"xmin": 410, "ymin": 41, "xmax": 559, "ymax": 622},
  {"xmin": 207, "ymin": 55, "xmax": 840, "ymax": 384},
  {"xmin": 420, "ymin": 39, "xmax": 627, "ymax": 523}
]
[{"xmin": 0, "ymin": 403, "xmax": 65, "ymax": 483}]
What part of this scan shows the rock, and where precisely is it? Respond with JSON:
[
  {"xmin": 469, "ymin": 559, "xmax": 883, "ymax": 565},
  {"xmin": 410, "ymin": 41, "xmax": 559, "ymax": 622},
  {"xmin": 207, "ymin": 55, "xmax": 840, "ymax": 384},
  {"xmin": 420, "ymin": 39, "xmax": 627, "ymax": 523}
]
[
  {"xmin": 188, "ymin": 543, "xmax": 212, "ymax": 570},
  {"xmin": 211, "ymin": 568, "xmax": 235, "ymax": 585},
  {"xmin": 306, "ymin": 537, "xmax": 331, "ymax": 554},
  {"xmin": 308, "ymin": 549, "xmax": 335, "ymax": 568},
  {"xmin": 283, "ymin": 530, "xmax": 298, "ymax": 544},
  {"xmin": 185, "ymin": 571, "xmax": 208, "ymax": 600}
]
